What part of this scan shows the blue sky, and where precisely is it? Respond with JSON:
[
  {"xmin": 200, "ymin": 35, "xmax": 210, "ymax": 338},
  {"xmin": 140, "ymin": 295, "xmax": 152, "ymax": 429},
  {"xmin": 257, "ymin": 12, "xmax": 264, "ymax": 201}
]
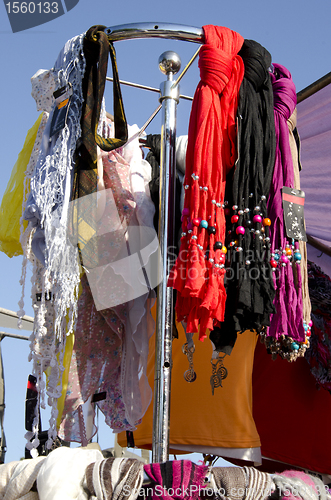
[{"xmin": 0, "ymin": 0, "xmax": 330, "ymax": 464}]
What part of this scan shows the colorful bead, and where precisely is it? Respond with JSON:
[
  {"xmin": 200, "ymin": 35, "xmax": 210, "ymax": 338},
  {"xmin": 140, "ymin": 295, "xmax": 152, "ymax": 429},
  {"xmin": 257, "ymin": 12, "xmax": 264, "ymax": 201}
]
[
  {"xmin": 309, "ymin": 320, "xmax": 313, "ymax": 327},
  {"xmin": 211, "ymin": 200, "xmax": 216, "ymax": 205},
  {"xmin": 222, "ymin": 246, "xmax": 227, "ymax": 254},
  {"xmin": 291, "ymin": 342, "xmax": 299, "ymax": 351},
  {"xmin": 214, "ymin": 241, "xmax": 223, "ymax": 250},
  {"xmin": 294, "ymin": 251, "xmax": 302, "ymax": 262},
  {"xmin": 231, "ymin": 215, "xmax": 239, "ymax": 224},
  {"xmin": 244, "ymin": 220, "xmax": 252, "ymax": 228},
  {"xmin": 263, "ymin": 218, "xmax": 271, "ymax": 226},
  {"xmin": 254, "ymin": 206, "xmax": 261, "ymax": 212},
  {"xmin": 253, "ymin": 214, "xmax": 262, "ymax": 224},
  {"xmin": 192, "ymin": 218, "xmax": 201, "ymax": 227},
  {"xmin": 270, "ymin": 259, "xmax": 278, "ymax": 268},
  {"xmin": 273, "ymin": 253, "xmax": 280, "ymax": 261},
  {"xmin": 182, "ymin": 208, "xmax": 190, "ymax": 216},
  {"xmin": 236, "ymin": 226, "xmax": 245, "ymax": 235},
  {"xmin": 184, "ymin": 185, "xmax": 189, "ymax": 189},
  {"xmin": 207, "ymin": 226, "xmax": 216, "ymax": 235},
  {"xmin": 219, "ymin": 253, "xmax": 226, "ymax": 264},
  {"xmin": 200, "ymin": 220, "xmax": 208, "ymax": 229},
  {"xmin": 232, "ymin": 205, "xmax": 238, "ymax": 210},
  {"xmin": 261, "ymin": 195, "xmax": 266, "ymax": 201},
  {"xmin": 238, "ymin": 210, "xmax": 244, "ymax": 215},
  {"xmin": 285, "ymin": 247, "xmax": 292, "ymax": 256},
  {"xmin": 281, "ymin": 254, "xmax": 288, "ymax": 264}
]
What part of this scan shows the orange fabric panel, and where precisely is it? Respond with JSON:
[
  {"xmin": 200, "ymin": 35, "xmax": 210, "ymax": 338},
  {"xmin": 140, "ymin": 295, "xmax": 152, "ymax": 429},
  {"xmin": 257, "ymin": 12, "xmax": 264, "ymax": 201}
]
[{"xmin": 118, "ymin": 307, "xmax": 260, "ymax": 451}]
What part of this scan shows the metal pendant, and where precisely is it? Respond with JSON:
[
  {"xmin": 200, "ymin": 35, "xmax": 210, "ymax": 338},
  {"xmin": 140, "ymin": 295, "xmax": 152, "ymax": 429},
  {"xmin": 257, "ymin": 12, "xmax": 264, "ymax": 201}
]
[
  {"xmin": 210, "ymin": 354, "xmax": 228, "ymax": 395},
  {"xmin": 182, "ymin": 342, "xmax": 197, "ymax": 383}
]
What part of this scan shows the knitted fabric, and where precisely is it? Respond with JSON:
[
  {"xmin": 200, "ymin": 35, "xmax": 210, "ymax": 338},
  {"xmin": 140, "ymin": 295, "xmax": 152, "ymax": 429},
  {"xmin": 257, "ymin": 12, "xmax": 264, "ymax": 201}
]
[
  {"xmin": 84, "ymin": 458, "xmax": 144, "ymax": 500},
  {"xmin": 244, "ymin": 467, "xmax": 274, "ymax": 500},
  {"xmin": 263, "ymin": 63, "xmax": 306, "ymax": 360},
  {"xmin": 144, "ymin": 460, "xmax": 208, "ymax": 500},
  {"xmin": 271, "ymin": 470, "xmax": 319, "ymax": 500},
  {"xmin": 210, "ymin": 467, "xmax": 246, "ymax": 500},
  {"xmin": 211, "ymin": 40, "xmax": 276, "ymax": 352},
  {"xmin": 168, "ymin": 25, "xmax": 244, "ymax": 339}
]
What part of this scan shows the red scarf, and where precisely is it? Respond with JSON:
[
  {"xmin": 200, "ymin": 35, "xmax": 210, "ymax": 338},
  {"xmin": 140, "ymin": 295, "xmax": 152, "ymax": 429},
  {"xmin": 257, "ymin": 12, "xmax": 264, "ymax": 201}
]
[{"xmin": 168, "ymin": 25, "xmax": 244, "ymax": 338}]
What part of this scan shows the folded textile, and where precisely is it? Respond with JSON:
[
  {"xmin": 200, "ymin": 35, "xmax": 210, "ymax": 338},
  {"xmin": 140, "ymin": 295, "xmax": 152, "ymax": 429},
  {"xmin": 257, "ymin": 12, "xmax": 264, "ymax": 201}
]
[
  {"xmin": 209, "ymin": 467, "xmax": 246, "ymax": 500},
  {"xmin": 0, "ymin": 456, "xmax": 45, "ymax": 500},
  {"xmin": 144, "ymin": 460, "xmax": 208, "ymax": 500},
  {"xmin": 84, "ymin": 457, "xmax": 144, "ymax": 500},
  {"xmin": 271, "ymin": 470, "xmax": 319, "ymax": 500},
  {"xmin": 36, "ymin": 446, "xmax": 103, "ymax": 500},
  {"xmin": 244, "ymin": 467, "xmax": 273, "ymax": 500}
]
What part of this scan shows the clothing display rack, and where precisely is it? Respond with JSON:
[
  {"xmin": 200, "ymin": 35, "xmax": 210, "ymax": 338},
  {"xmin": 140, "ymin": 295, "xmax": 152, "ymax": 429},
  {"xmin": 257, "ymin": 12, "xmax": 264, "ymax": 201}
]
[{"xmin": 104, "ymin": 23, "xmax": 205, "ymax": 464}]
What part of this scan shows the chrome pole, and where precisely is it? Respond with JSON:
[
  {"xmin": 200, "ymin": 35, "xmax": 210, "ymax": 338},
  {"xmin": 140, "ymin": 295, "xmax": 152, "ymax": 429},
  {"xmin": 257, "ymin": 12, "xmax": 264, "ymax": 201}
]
[{"xmin": 152, "ymin": 51, "xmax": 181, "ymax": 463}]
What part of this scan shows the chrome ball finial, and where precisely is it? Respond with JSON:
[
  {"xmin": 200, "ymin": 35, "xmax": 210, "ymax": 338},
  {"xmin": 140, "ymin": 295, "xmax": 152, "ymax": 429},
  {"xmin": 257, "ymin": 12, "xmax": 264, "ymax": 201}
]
[{"xmin": 158, "ymin": 51, "xmax": 181, "ymax": 75}]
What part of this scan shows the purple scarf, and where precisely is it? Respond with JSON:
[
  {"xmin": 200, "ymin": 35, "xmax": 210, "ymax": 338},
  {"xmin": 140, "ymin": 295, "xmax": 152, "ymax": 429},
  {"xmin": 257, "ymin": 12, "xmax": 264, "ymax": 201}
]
[{"xmin": 267, "ymin": 63, "xmax": 305, "ymax": 344}]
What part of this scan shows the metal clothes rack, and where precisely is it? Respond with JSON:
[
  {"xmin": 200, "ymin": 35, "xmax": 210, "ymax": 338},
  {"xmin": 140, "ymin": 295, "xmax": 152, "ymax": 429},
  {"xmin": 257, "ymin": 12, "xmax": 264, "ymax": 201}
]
[{"xmin": 104, "ymin": 23, "xmax": 205, "ymax": 464}]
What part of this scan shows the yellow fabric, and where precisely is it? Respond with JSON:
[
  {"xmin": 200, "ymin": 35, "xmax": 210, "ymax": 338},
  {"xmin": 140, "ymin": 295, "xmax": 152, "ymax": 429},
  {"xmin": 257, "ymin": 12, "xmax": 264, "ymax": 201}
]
[
  {"xmin": 0, "ymin": 114, "xmax": 43, "ymax": 258},
  {"xmin": 55, "ymin": 331, "xmax": 75, "ymax": 429},
  {"xmin": 55, "ymin": 280, "xmax": 83, "ymax": 429},
  {"xmin": 118, "ymin": 305, "xmax": 260, "ymax": 452}
]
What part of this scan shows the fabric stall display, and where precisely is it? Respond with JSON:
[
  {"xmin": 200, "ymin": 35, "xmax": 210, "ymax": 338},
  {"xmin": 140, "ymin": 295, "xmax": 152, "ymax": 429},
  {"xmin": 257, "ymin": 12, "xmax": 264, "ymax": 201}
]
[
  {"xmin": 259, "ymin": 63, "xmax": 311, "ymax": 361},
  {"xmin": 305, "ymin": 260, "xmax": 331, "ymax": 393},
  {"xmin": 58, "ymin": 123, "xmax": 157, "ymax": 445},
  {"xmin": 168, "ymin": 25, "xmax": 245, "ymax": 338},
  {"xmin": 210, "ymin": 39, "xmax": 276, "ymax": 356},
  {"xmin": 21, "ymin": 32, "xmax": 88, "ymax": 453},
  {"xmin": 17, "ymin": 23, "xmax": 155, "ymax": 453},
  {"xmin": 118, "ymin": 310, "xmax": 262, "ymax": 465}
]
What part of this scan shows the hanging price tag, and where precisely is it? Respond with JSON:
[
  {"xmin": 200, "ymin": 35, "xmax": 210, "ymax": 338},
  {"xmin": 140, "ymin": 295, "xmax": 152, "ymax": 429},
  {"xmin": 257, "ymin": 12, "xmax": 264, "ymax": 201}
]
[
  {"xmin": 49, "ymin": 84, "xmax": 73, "ymax": 137},
  {"xmin": 282, "ymin": 186, "xmax": 307, "ymax": 242}
]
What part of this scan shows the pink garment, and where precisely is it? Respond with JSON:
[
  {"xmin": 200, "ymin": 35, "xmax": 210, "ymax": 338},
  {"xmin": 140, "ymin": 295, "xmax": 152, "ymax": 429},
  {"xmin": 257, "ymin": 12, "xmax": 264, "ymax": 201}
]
[
  {"xmin": 59, "ymin": 125, "xmax": 156, "ymax": 443},
  {"xmin": 58, "ymin": 274, "xmax": 130, "ymax": 442}
]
